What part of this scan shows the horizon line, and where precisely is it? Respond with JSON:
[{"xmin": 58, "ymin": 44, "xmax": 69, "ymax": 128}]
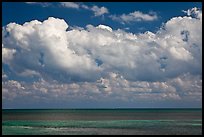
[{"xmin": 2, "ymin": 107, "xmax": 202, "ymax": 110}]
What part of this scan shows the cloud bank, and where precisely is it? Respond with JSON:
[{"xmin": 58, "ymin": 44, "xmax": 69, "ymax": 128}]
[{"xmin": 2, "ymin": 7, "xmax": 202, "ymax": 108}]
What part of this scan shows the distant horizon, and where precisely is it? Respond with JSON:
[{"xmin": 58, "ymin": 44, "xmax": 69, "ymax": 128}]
[{"xmin": 2, "ymin": 107, "xmax": 202, "ymax": 110}]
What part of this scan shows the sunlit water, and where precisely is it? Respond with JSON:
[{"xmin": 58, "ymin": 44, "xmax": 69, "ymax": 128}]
[{"xmin": 2, "ymin": 109, "xmax": 202, "ymax": 135}]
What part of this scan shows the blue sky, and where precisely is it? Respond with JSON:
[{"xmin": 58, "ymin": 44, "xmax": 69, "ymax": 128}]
[
  {"xmin": 2, "ymin": 2, "xmax": 202, "ymax": 108},
  {"xmin": 2, "ymin": 2, "xmax": 202, "ymax": 33}
]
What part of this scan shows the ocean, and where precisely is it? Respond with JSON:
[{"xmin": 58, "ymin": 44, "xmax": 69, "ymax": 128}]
[{"xmin": 2, "ymin": 109, "xmax": 202, "ymax": 135}]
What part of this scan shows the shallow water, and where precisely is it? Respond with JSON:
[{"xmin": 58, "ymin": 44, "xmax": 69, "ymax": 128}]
[{"xmin": 2, "ymin": 109, "xmax": 202, "ymax": 135}]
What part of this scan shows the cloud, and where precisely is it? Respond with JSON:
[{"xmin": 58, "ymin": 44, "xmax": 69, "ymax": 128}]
[
  {"xmin": 110, "ymin": 11, "xmax": 158, "ymax": 23},
  {"xmin": 59, "ymin": 2, "xmax": 109, "ymax": 17},
  {"xmin": 90, "ymin": 5, "xmax": 109, "ymax": 16},
  {"xmin": 25, "ymin": 2, "xmax": 109, "ymax": 17},
  {"xmin": 60, "ymin": 2, "xmax": 109, "ymax": 17},
  {"xmin": 182, "ymin": 7, "xmax": 202, "ymax": 19},
  {"xmin": 18, "ymin": 69, "xmax": 41, "ymax": 77},
  {"xmin": 2, "ymin": 44, "xmax": 16, "ymax": 64},
  {"xmin": 25, "ymin": 2, "xmax": 37, "ymax": 4},
  {"xmin": 81, "ymin": 4, "xmax": 89, "ymax": 10},
  {"xmin": 2, "ymin": 80, "xmax": 26, "ymax": 100},
  {"xmin": 2, "ymin": 7, "xmax": 202, "ymax": 108},
  {"xmin": 96, "ymin": 25, "xmax": 113, "ymax": 32},
  {"xmin": 2, "ymin": 69, "xmax": 8, "ymax": 79},
  {"xmin": 2, "ymin": 72, "xmax": 201, "ymax": 108},
  {"xmin": 60, "ymin": 2, "xmax": 80, "ymax": 9},
  {"xmin": 2, "ymin": 17, "xmax": 101, "ymax": 82},
  {"xmin": 25, "ymin": 2, "xmax": 51, "ymax": 7},
  {"xmin": 2, "ymin": 8, "xmax": 202, "ymax": 82}
]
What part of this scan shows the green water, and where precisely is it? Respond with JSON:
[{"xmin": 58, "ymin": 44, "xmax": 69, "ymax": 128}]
[{"xmin": 2, "ymin": 109, "xmax": 202, "ymax": 135}]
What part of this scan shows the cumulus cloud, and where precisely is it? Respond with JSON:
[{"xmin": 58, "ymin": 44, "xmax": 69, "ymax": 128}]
[
  {"xmin": 110, "ymin": 11, "xmax": 158, "ymax": 23},
  {"xmin": 2, "ymin": 7, "xmax": 202, "ymax": 108},
  {"xmin": 2, "ymin": 17, "xmax": 101, "ymax": 82},
  {"xmin": 2, "ymin": 8, "xmax": 202, "ymax": 82}
]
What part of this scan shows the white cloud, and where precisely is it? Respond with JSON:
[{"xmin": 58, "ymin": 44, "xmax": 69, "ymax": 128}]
[
  {"xmin": 81, "ymin": 4, "xmax": 89, "ymax": 10},
  {"xmin": 26, "ymin": 2, "xmax": 109, "ymax": 17},
  {"xmin": 2, "ymin": 7, "xmax": 202, "ymax": 107},
  {"xmin": 60, "ymin": 2, "xmax": 80, "ymax": 9},
  {"xmin": 182, "ymin": 7, "xmax": 202, "ymax": 19},
  {"xmin": 2, "ymin": 72, "xmax": 201, "ymax": 107},
  {"xmin": 2, "ymin": 80, "xmax": 26, "ymax": 100},
  {"xmin": 25, "ymin": 2, "xmax": 51, "ymax": 7},
  {"xmin": 2, "ymin": 69, "xmax": 8, "ymax": 79},
  {"xmin": 2, "ymin": 17, "xmax": 101, "ymax": 82},
  {"xmin": 2, "ymin": 44, "xmax": 16, "ymax": 63},
  {"xmin": 59, "ymin": 2, "xmax": 109, "ymax": 17},
  {"xmin": 169, "ymin": 47, "xmax": 193, "ymax": 61},
  {"xmin": 2, "ymin": 7, "xmax": 202, "ymax": 82},
  {"xmin": 96, "ymin": 25, "xmax": 113, "ymax": 32},
  {"xmin": 25, "ymin": 2, "xmax": 37, "ymax": 4},
  {"xmin": 91, "ymin": 5, "xmax": 109, "ymax": 16},
  {"xmin": 2, "ymin": 74, "xmax": 7, "ymax": 79},
  {"xmin": 110, "ymin": 11, "xmax": 158, "ymax": 23}
]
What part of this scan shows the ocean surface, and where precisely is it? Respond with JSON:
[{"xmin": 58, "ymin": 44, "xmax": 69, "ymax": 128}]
[{"xmin": 2, "ymin": 109, "xmax": 202, "ymax": 135}]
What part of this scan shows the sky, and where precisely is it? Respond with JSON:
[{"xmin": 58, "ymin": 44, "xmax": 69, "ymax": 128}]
[{"xmin": 2, "ymin": 2, "xmax": 202, "ymax": 109}]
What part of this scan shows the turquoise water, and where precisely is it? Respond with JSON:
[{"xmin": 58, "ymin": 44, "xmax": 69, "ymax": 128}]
[{"xmin": 2, "ymin": 109, "xmax": 202, "ymax": 135}]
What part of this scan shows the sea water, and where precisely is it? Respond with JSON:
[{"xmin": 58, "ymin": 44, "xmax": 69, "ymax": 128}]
[{"xmin": 2, "ymin": 109, "xmax": 202, "ymax": 135}]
